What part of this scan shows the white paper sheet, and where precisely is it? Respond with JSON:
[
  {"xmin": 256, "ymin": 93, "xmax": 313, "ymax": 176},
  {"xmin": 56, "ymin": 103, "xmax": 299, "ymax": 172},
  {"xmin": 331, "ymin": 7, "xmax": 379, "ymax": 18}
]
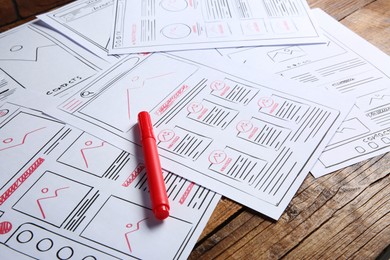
[
  {"xmin": 38, "ymin": 0, "xmax": 120, "ymax": 58},
  {"xmin": 0, "ymin": 102, "xmax": 220, "ymax": 260},
  {"xmin": 0, "ymin": 20, "xmax": 120, "ymax": 103},
  {"xmin": 16, "ymin": 51, "xmax": 351, "ymax": 219},
  {"xmin": 182, "ymin": 8, "xmax": 390, "ymax": 177},
  {"xmin": 107, "ymin": 0, "xmax": 324, "ymax": 54}
]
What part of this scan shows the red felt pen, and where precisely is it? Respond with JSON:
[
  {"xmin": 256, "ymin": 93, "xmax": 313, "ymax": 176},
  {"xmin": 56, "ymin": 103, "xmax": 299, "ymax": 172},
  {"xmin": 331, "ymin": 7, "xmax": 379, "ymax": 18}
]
[{"xmin": 138, "ymin": 111, "xmax": 170, "ymax": 220}]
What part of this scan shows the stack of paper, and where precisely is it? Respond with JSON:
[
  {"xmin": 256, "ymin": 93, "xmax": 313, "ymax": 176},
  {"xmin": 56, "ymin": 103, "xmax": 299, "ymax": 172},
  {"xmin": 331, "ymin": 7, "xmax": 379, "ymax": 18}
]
[{"xmin": 0, "ymin": 0, "xmax": 389, "ymax": 259}]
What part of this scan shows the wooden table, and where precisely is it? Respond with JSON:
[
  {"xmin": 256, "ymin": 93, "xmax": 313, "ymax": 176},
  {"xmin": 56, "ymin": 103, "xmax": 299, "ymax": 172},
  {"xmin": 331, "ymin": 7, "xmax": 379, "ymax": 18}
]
[
  {"xmin": 1, "ymin": 0, "xmax": 389, "ymax": 259},
  {"xmin": 189, "ymin": 1, "xmax": 390, "ymax": 258}
]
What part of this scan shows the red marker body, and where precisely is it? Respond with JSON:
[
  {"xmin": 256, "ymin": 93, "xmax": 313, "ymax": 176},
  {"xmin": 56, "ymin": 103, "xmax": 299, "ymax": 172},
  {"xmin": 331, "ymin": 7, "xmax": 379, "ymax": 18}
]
[{"xmin": 138, "ymin": 111, "xmax": 170, "ymax": 220}]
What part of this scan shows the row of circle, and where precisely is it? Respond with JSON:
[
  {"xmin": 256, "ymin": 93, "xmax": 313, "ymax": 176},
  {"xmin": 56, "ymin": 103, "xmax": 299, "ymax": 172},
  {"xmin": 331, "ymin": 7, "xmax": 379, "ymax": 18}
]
[{"xmin": 16, "ymin": 229, "xmax": 97, "ymax": 260}]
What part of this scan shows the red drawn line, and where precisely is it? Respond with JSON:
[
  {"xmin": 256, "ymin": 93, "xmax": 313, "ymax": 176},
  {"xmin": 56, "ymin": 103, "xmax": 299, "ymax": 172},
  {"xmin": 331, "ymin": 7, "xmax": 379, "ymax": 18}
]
[
  {"xmin": 37, "ymin": 186, "xmax": 69, "ymax": 219},
  {"xmin": 284, "ymin": 20, "xmax": 290, "ymax": 31},
  {"xmin": 122, "ymin": 163, "xmax": 145, "ymax": 187},
  {"xmin": 213, "ymin": 153, "xmax": 222, "ymax": 162},
  {"xmin": 156, "ymin": 84, "xmax": 189, "ymax": 116},
  {"xmin": 68, "ymin": 100, "xmax": 83, "ymax": 112},
  {"xmin": 220, "ymin": 158, "xmax": 232, "ymax": 172},
  {"xmin": 127, "ymin": 89, "xmax": 131, "ymax": 120},
  {"xmin": 0, "ymin": 127, "xmax": 46, "ymax": 152},
  {"xmin": 179, "ymin": 182, "xmax": 195, "ymax": 204},
  {"xmin": 125, "ymin": 218, "xmax": 149, "ymax": 253},
  {"xmin": 161, "ymin": 132, "xmax": 171, "ymax": 141},
  {"xmin": 62, "ymin": 99, "xmax": 82, "ymax": 111},
  {"xmin": 80, "ymin": 141, "xmax": 106, "ymax": 168},
  {"xmin": 270, "ymin": 103, "xmax": 278, "ymax": 114},
  {"xmin": 0, "ymin": 157, "xmax": 44, "ymax": 206},
  {"xmin": 0, "ymin": 221, "xmax": 12, "ymax": 234},
  {"xmin": 63, "ymin": 98, "xmax": 77, "ymax": 109}
]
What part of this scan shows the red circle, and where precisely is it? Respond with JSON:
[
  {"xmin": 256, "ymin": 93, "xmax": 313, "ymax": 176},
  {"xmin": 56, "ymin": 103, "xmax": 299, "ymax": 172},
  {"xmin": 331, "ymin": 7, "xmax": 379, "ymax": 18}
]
[
  {"xmin": 236, "ymin": 120, "xmax": 253, "ymax": 133},
  {"xmin": 187, "ymin": 102, "xmax": 203, "ymax": 113},
  {"xmin": 210, "ymin": 80, "xmax": 226, "ymax": 91},
  {"xmin": 0, "ymin": 109, "xmax": 9, "ymax": 117},
  {"xmin": 208, "ymin": 150, "xmax": 227, "ymax": 164},
  {"xmin": 3, "ymin": 138, "xmax": 13, "ymax": 144},
  {"xmin": 158, "ymin": 130, "xmax": 175, "ymax": 142},
  {"xmin": 0, "ymin": 221, "xmax": 12, "ymax": 234},
  {"xmin": 258, "ymin": 97, "xmax": 274, "ymax": 108},
  {"xmin": 126, "ymin": 223, "xmax": 133, "ymax": 228}
]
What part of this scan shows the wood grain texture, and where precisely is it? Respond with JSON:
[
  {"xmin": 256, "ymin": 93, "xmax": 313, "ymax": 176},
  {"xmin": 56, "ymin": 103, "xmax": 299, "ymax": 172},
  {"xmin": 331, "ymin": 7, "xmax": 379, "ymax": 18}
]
[
  {"xmin": 0, "ymin": 18, "xmax": 35, "ymax": 33},
  {"xmin": 340, "ymin": 0, "xmax": 390, "ymax": 55},
  {"xmin": 190, "ymin": 0, "xmax": 390, "ymax": 259},
  {"xmin": 15, "ymin": 0, "xmax": 74, "ymax": 18},
  {"xmin": 307, "ymin": 0, "xmax": 376, "ymax": 20},
  {"xmin": 190, "ymin": 151, "xmax": 389, "ymax": 259},
  {"xmin": 0, "ymin": 0, "xmax": 18, "ymax": 26},
  {"xmin": 196, "ymin": 198, "xmax": 243, "ymax": 242},
  {"xmin": 0, "ymin": 0, "xmax": 388, "ymax": 259}
]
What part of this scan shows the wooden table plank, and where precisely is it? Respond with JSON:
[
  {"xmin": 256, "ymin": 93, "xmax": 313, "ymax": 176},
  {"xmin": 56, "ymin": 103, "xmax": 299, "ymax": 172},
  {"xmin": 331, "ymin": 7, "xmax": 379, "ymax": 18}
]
[
  {"xmin": 190, "ymin": 0, "xmax": 390, "ymax": 258},
  {"xmin": 196, "ymin": 198, "xmax": 243, "ymax": 242},
  {"xmin": 0, "ymin": 0, "xmax": 389, "ymax": 258},
  {"xmin": 341, "ymin": 0, "xmax": 390, "ymax": 55},
  {"xmin": 307, "ymin": 0, "xmax": 376, "ymax": 20},
  {"xmin": 190, "ymin": 154, "xmax": 390, "ymax": 259}
]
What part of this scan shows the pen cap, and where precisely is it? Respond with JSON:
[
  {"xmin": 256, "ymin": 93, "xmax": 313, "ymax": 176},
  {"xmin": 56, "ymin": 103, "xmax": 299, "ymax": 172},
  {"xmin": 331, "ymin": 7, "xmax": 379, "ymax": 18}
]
[{"xmin": 138, "ymin": 111, "xmax": 155, "ymax": 140}]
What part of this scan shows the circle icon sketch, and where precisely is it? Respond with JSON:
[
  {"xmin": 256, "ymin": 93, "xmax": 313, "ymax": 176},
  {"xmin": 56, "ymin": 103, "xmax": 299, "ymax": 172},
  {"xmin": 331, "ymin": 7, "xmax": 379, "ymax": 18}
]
[
  {"xmin": 161, "ymin": 23, "xmax": 191, "ymax": 39},
  {"xmin": 210, "ymin": 80, "xmax": 226, "ymax": 91},
  {"xmin": 158, "ymin": 129, "xmax": 175, "ymax": 142},
  {"xmin": 258, "ymin": 97, "xmax": 274, "ymax": 108},
  {"xmin": 0, "ymin": 109, "xmax": 9, "ymax": 117},
  {"xmin": 160, "ymin": 0, "xmax": 188, "ymax": 11},
  {"xmin": 187, "ymin": 102, "xmax": 203, "ymax": 113},
  {"xmin": 10, "ymin": 45, "xmax": 23, "ymax": 52},
  {"xmin": 236, "ymin": 120, "xmax": 253, "ymax": 133},
  {"xmin": 16, "ymin": 230, "xmax": 34, "ymax": 244},
  {"xmin": 36, "ymin": 238, "xmax": 54, "ymax": 252},
  {"xmin": 208, "ymin": 150, "xmax": 227, "ymax": 164},
  {"xmin": 80, "ymin": 90, "xmax": 95, "ymax": 98},
  {"xmin": 0, "ymin": 221, "xmax": 12, "ymax": 234},
  {"xmin": 2, "ymin": 137, "xmax": 13, "ymax": 144}
]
